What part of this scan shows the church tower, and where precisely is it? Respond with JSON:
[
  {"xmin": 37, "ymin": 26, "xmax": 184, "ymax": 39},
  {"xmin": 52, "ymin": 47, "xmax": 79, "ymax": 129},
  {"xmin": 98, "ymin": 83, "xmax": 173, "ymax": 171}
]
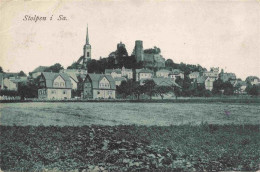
[{"xmin": 83, "ymin": 25, "xmax": 91, "ymax": 65}]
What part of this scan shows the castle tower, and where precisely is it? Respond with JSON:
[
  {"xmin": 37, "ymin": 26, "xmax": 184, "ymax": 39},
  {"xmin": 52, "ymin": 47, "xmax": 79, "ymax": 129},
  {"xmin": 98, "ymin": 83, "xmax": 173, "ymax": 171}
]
[
  {"xmin": 83, "ymin": 25, "xmax": 91, "ymax": 64},
  {"xmin": 134, "ymin": 40, "xmax": 144, "ymax": 62}
]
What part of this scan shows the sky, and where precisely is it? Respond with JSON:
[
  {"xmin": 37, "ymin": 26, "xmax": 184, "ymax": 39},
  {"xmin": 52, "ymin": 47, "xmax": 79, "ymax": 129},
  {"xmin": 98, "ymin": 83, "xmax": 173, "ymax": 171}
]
[{"xmin": 0, "ymin": 0, "xmax": 259, "ymax": 80}]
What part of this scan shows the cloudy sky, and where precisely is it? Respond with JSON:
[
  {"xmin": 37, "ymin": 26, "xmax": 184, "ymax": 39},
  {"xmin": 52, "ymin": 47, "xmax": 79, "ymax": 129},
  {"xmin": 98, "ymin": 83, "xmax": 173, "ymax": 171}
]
[{"xmin": 0, "ymin": 0, "xmax": 259, "ymax": 80}]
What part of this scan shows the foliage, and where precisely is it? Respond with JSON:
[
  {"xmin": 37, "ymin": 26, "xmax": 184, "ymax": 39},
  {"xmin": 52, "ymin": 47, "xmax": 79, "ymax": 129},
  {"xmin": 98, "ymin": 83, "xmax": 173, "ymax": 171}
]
[
  {"xmin": 117, "ymin": 80, "xmax": 144, "ymax": 100},
  {"xmin": 143, "ymin": 46, "xmax": 161, "ymax": 54},
  {"xmin": 247, "ymin": 84, "xmax": 260, "ymax": 96},
  {"xmin": 18, "ymin": 80, "xmax": 38, "ymax": 100},
  {"xmin": 245, "ymin": 76, "xmax": 259, "ymax": 84},
  {"xmin": 222, "ymin": 81, "xmax": 234, "ymax": 95},
  {"xmin": 143, "ymin": 80, "xmax": 156, "ymax": 100},
  {"xmin": 44, "ymin": 63, "xmax": 64, "ymax": 73},
  {"xmin": 165, "ymin": 59, "xmax": 174, "ymax": 69},
  {"xmin": 116, "ymin": 80, "xmax": 134, "ymax": 99},
  {"xmin": 155, "ymin": 86, "xmax": 173, "ymax": 99},
  {"xmin": 212, "ymin": 79, "xmax": 234, "ymax": 96},
  {"xmin": 0, "ymin": 124, "xmax": 259, "ymax": 171},
  {"xmin": 0, "ymin": 90, "xmax": 18, "ymax": 96},
  {"xmin": 67, "ymin": 62, "xmax": 83, "ymax": 69},
  {"xmin": 212, "ymin": 79, "xmax": 224, "ymax": 95},
  {"xmin": 0, "ymin": 66, "xmax": 4, "ymax": 73},
  {"xmin": 18, "ymin": 71, "xmax": 27, "ymax": 77},
  {"xmin": 165, "ymin": 62, "xmax": 206, "ymax": 76}
]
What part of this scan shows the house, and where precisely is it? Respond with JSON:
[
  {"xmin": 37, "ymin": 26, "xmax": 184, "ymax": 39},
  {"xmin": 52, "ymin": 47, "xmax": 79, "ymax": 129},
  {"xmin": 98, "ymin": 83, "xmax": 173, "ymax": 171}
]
[
  {"xmin": 135, "ymin": 68, "xmax": 154, "ymax": 81},
  {"xmin": 3, "ymin": 72, "xmax": 20, "ymax": 79},
  {"xmin": 152, "ymin": 78, "xmax": 180, "ymax": 87},
  {"xmin": 68, "ymin": 73, "xmax": 79, "ymax": 90},
  {"xmin": 156, "ymin": 69, "xmax": 170, "ymax": 78},
  {"xmin": 233, "ymin": 80, "xmax": 247, "ymax": 94},
  {"xmin": 219, "ymin": 69, "xmax": 236, "ymax": 82},
  {"xmin": 0, "ymin": 73, "xmax": 4, "ymax": 91},
  {"xmin": 140, "ymin": 77, "xmax": 180, "ymax": 87},
  {"xmin": 31, "ymin": 66, "xmax": 48, "ymax": 79},
  {"xmin": 38, "ymin": 72, "xmax": 72, "ymax": 100},
  {"xmin": 205, "ymin": 77, "xmax": 216, "ymax": 91},
  {"xmin": 3, "ymin": 78, "xmax": 18, "ymax": 91},
  {"xmin": 121, "ymin": 66, "xmax": 133, "ymax": 79},
  {"xmin": 83, "ymin": 74, "xmax": 116, "ymax": 99},
  {"xmin": 203, "ymin": 67, "xmax": 219, "ymax": 79},
  {"xmin": 105, "ymin": 69, "xmax": 122, "ymax": 78},
  {"xmin": 60, "ymin": 69, "xmax": 87, "ymax": 75},
  {"xmin": 105, "ymin": 66, "xmax": 133, "ymax": 79},
  {"xmin": 250, "ymin": 78, "xmax": 260, "ymax": 86},
  {"xmin": 196, "ymin": 76, "xmax": 206, "ymax": 86},
  {"xmin": 114, "ymin": 77, "xmax": 127, "ymax": 86},
  {"xmin": 168, "ymin": 69, "xmax": 184, "ymax": 80},
  {"xmin": 189, "ymin": 72, "xmax": 200, "ymax": 80}
]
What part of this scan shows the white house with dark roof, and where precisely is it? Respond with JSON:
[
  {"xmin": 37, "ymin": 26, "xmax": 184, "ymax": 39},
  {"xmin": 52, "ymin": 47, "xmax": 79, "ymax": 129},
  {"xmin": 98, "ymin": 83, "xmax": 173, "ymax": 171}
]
[
  {"xmin": 156, "ymin": 69, "xmax": 170, "ymax": 78},
  {"xmin": 135, "ymin": 68, "xmax": 154, "ymax": 81},
  {"xmin": 38, "ymin": 72, "xmax": 72, "ymax": 99},
  {"xmin": 121, "ymin": 66, "xmax": 133, "ymax": 79},
  {"xmin": 83, "ymin": 74, "xmax": 116, "ymax": 99},
  {"xmin": 114, "ymin": 77, "xmax": 127, "ymax": 86},
  {"xmin": 3, "ymin": 78, "xmax": 17, "ymax": 91},
  {"xmin": 189, "ymin": 72, "xmax": 200, "ymax": 80},
  {"xmin": 168, "ymin": 69, "xmax": 184, "ymax": 80},
  {"xmin": 205, "ymin": 77, "xmax": 216, "ymax": 91},
  {"xmin": 233, "ymin": 80, "xmax": 247, "ymax": 94},
  {"xmin": 105, "ymin": 67, "xmax": 133, "ymax": 80},
  {"xmin": 105, "ymin": 69, "xmax": 122, "ymax": 78}
]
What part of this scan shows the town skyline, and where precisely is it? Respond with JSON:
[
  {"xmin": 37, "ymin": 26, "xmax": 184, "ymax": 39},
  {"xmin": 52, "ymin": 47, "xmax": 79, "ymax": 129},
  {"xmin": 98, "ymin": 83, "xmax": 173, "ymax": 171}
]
[{"xmin": 0, "ymin": 0, "xmax": 259, "ymax": 80}]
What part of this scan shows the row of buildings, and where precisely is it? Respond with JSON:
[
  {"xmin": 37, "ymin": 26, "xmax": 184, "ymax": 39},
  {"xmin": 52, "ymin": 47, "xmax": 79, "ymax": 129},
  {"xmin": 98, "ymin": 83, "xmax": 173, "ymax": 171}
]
[{"xmin": 1, "ymin": 26, "xmax": 259, "ymax": 99}]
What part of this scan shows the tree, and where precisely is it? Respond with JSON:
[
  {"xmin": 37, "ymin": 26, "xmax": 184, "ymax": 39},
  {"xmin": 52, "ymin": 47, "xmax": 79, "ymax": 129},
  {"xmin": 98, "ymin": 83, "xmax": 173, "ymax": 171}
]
[
  {"xmin": 212, "ymin": 79, "xmax": 224, "ymax": 95},
  {"xmin": 44, "ymin": 63, "xmax": 64, "ymax": 73},
  {"xmin": 18, "ymin": 71, "xmax": 27, "ymax": 77},
  {"xmin": 67, "ymin": 62, "xmax": 82, "ymax": 69},
  {"xmin": 155, "ymin": 86, "xmax": 173, "ymax": 99},
  {"xmin": 248, "ymin": 85, "xmax": 260, "ymax": 96},
  {"xmin": 222, "ymin": 81, "xmax": 234, "ymax": 95},
  {"xmin": 116, "ymin": 79, "xmax": 135, "ymax": 99},
  {"xmin": 133, "ymin": 81, "xmax": 144, "ymax": 100},
  {"xmin": 173, "ymin": 86, "xmax": 181, "ymax": 99},
  {"xmin": 143, "ymin": 79, "xmax": 156, "ymax": 100},
  {"xmin": 165, "ymin": 59, "xmax": 174, "ymax": 69},
  {"xmin": 0, "ymin": 66, "xmax": 3, "ymax": 73},
  {"xmin": 18, "ymin": 80, "xmax": 38, "ymax": 100}
]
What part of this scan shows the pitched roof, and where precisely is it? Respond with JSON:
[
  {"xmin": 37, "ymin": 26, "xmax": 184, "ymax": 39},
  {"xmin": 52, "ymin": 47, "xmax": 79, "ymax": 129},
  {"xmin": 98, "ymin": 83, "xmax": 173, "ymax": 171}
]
[
  {"xmin": 169, "ymin": 69, "xmax": 184, "ymax": 75},
  {"xmin": 136, "ymin": 68, "xmax": 154, "ymax": 74},
  {"xmin": 189, "ymin": 72, "xmax": 200, "ymax": 75},
  {"xmin": 152, "ymin": 78, "xmax": 180, "ymax": 87},
  {"xmin": 156, "ymin": 69, "xmax": 170, "ymax": 73},
  {"xmin": 32, "ymin": 66, "xmax": 48, "ymax": 73},
  {"xmin": 67, "ymin": 73, "xmax": 79, "ymax": 83},
  {"xmin": 105, "ymin": 69, "xmax": 122, "ymax": 74},
  {"xmin": 42, "ymin": 72, "xmax": 72, "ymax": 89},
  {"xmin": 3, "ymin": 72, "xmax": 19, "ymax": 78},
  {"xmin": 114, "ymin": 77, "xmax": 127, "ymax": 82},
  {"xmin": 87, "ymin": 74, "xmax": 116, "ymax": 90},
  {"xmin": 196, "ymin": 76, "xmax": 206, "ymax": 84}
]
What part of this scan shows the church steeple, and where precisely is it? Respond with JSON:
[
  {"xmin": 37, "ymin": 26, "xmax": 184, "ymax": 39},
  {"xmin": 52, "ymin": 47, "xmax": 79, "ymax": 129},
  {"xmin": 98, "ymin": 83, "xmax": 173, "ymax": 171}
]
[
  {"xmin": 86, "ymin": 25, "xmax": 89, "ymax": 45},
  {"xmin": 83, "ymin": 24, "xmax": 91, "ymax": 66}
]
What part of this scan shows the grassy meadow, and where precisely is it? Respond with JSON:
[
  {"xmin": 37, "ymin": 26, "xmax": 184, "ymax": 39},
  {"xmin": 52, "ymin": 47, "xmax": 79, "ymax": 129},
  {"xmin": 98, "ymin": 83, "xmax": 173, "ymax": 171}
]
[{"xmin": 0, "ymin": 102, "xmax": 260, "ymax": 171}]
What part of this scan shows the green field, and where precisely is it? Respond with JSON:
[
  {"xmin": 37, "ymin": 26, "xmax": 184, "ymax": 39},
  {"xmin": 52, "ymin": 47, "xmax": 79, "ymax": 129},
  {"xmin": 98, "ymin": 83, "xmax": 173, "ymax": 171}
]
[
  {"xmin": 1, "ymin": 102, "xmax": 260, "ymax": 126},
  {"xmin": 0, "ymin": 102, "xmax": 260, "ymax": 171}
]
